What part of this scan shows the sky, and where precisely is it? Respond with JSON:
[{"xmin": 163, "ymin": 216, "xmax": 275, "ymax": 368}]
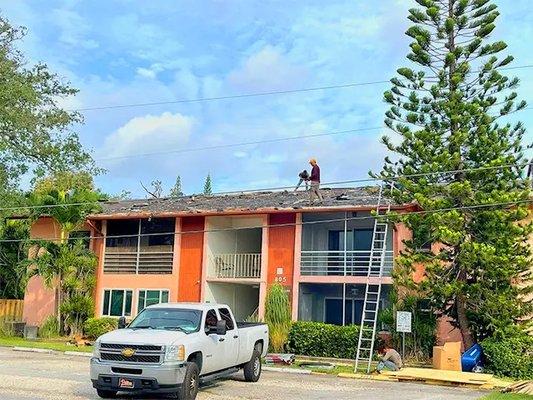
[{"xmin": 1, "ymin": 0, "xmax": 532, "ymax": 197}]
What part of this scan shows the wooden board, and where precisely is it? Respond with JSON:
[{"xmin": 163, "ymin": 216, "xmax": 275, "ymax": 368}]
[{"xmin": 383, "ymin": 367, "xmax": 494, "ymax": 385}]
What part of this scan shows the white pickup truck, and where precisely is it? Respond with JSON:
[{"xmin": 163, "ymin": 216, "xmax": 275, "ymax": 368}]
[{"xmin": 90, "ymin": 303, "xmax": 269, "ymax": 400}]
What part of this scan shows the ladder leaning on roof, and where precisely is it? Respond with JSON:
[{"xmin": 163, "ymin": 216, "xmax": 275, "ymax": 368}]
[{"xmin": 354, "ymin": 182, "xmax": 393, "ymax": 373}]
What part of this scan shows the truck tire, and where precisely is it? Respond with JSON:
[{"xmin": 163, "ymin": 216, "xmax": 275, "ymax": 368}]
[
  {"xmin": 96, "ymin": 389, "xmax": 117, "ymax": 398},
  {"xmin": 176, "ymin": 362, "xmax": 199, "ymax": 400},
  {"xmin": 243, "ymin": 350, "xmax": 261, "ymax": 382}
]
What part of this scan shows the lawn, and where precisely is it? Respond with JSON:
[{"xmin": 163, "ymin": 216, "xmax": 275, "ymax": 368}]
[
  {"xmin": 481, "ymin": 393, "xmax": 532, "ymax": 400},
  {"xmin": 0, "ymin": 336, "xmax": 92, "ymax": 353}
]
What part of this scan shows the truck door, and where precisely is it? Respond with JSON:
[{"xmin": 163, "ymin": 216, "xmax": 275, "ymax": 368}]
[
  {"xmin": 202, "ymin": 308, "xmax": 225, "ymax": 374},
  {"xmin": 218, "ymin": 307, "xmax": 239, "ymax": 368}
]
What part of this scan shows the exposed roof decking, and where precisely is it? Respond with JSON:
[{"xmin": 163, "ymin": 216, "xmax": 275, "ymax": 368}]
[{"xmin": 91, "ymin": 187, "xmax": 410, "ymax": 219}]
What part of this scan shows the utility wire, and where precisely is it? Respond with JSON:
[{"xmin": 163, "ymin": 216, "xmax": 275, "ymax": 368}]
[
  {"xmin": 1, "ymin": 198, "xmax": 531, "ymax": 244},
  {"xmin": 1, "ymin": 161, "xmax": 530, "ymax": 214},
  {"xmin": 95, "ymin": 106, "xmax": 533, "ymax": 162},
  {"xmin": 96, "ymin": 126, "xmax": 383, "ymax": 161},
  {"xmin": 72, "ymin": 64, "xmax": 533, "ymax": 112}
]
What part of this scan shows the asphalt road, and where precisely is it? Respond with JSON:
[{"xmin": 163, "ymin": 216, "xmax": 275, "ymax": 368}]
[{"xmin": 0, "ymin": 347, "xmax": 486, "ymax": 400}]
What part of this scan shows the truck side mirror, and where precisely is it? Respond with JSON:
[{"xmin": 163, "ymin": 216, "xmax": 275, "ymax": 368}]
[
  {"xmin": 216, "ymin": 320, "xmax": 227, "ymax": 335},
  {"xmin": 118, "ymin": 317, "xmax": 127, "ymax": 329}
]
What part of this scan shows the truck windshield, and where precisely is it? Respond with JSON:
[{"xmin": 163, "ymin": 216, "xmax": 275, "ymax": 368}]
[{"xmin": 128, "ymin": 308, "xmax": 202, "ymax": 333}]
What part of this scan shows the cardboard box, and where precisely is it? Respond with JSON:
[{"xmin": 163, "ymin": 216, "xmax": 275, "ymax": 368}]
[{"xmin": 433, "ymin": 341, "xmax": 462, "ymax": 371}]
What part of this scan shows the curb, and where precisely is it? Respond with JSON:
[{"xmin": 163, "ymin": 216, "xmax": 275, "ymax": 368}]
[
  {"xmin": 13, "ymin": 346, "xmax": 53, "ymax": 354},
  {"xmin": 263, "ymin": 366, "xmax": 312, "ymax": 375},
  {"xmin": 64, "ymin": 351, "xmax": 93, "ymax": 357}
]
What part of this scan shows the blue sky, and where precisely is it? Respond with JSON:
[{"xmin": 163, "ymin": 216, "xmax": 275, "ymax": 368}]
[{"xmin": 2, "ymin": 0, "xmax": 532, "ymax": 197}]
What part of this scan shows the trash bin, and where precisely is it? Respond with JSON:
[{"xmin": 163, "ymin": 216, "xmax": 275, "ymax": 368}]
[{"xmin": 461, "ymin": 343, "xmax": 483, "ymax": 372}]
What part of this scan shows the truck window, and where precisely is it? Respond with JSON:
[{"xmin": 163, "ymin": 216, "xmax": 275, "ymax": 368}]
[
  {"xmin": 204, "ymin": 309, "xmax": 218, "ymax": 335},
  {"xmin": 218, "ymin": 308, "xmax": 235, "ymax": 330}
]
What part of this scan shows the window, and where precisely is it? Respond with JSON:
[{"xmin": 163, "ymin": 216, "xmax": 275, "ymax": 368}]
[
  {"xmin": 102, "ymin": 289, "xmax": 133, "ymax": 317},
  {"xmin": 204, "ymin": 309, "xmax": 218, "ymax": 335},
  {"xmin": 137, "ymin": 290, "xmax": 170, "ymax": 313},
  {"xmin": 104, "ymin": 218, "xmax": 175, "ymax": 274},
  {"xmin": 129, "ymin": 308, "xmax": 202, "ymax": 333},
  {"xmin": 218, "ymin": 308, "xmax": 235, "ymax": 330}
]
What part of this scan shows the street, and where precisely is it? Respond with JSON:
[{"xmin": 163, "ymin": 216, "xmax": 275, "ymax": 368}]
[{"xmin": 0, "ymin": 348, "xmax": 486, "ymax": 400}]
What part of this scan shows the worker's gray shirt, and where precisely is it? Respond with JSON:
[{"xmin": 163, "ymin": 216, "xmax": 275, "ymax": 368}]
[{"xmin": 382, "ymin": 349, "xmax": 402, "ymax": 368}]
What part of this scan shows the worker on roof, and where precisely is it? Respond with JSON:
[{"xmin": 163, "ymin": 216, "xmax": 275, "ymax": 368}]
[
  {"xmin": 294, "ymin": 170, "xmax": 310, "ymax": 191},
  {"xmin": 309, "ymin": 158, "xmax": 323, "ymax": 204}
]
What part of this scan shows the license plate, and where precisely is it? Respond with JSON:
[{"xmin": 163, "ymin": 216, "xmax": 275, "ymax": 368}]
[{"xmin": 119, "ymin": 378, "xmax": 134, "ymax": 389}]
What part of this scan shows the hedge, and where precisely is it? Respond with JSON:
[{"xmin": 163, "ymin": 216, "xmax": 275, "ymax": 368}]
[
  {"xmin": 287, "ymin": 321, "xmax": 359, "ymax": 359},
  {"xmin": 84, "ymin": 317, "xmax": 118, "ymax": 340},
  {"xmin": 481, "ymin": 333, "xmax": 533, "ymax": 380}
]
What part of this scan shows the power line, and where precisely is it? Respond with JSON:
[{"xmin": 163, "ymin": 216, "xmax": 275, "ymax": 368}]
[
  {"xmin": 96, "ymin": 126, "xmax": 382, "ymax": 161},
  {"xmin": 1, "ymin": 198, "xmax": 530, "ymax": 244},
  {"xmin": 1, "ymin": 161, "xmax": 530, "ymax": 214},
  {"xmin": 95, "ymin": 106, "xmax": 533, "ymax": 162},
  {"xmin": 72, "ymin": 64, "xmax": 533, "ymax": 112}
]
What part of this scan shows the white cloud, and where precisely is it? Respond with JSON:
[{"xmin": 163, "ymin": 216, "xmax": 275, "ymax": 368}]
[
  {"xmin": 136, "ymin": 67, "xmax": 157, "ymax": 79},
  {"xmin": 100, "ymin": 112, "xmax": 195, "ymax": 163},
  {"xmin": 50, "ymin": 9, "xmax": 99, "ymax": 50},
  {"xmin": 228, "ymin": 45, "xmax": 308, "ymax": 91}
]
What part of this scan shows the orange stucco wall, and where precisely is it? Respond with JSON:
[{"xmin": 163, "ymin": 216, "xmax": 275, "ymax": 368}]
[
  {"xmin": 94, "ymin": 218, "xmax": 181, "ymax": 317},
  {"xmin": 267, "ymin": 213, "xmax": 296, "ymax": 291},
  {"xmin": 178, "ymin": 217, "xmax": 205, "ymax": 302},
  {"xmin": 22, "ymin": 217, "xmax": 62, "ymax": 326}
]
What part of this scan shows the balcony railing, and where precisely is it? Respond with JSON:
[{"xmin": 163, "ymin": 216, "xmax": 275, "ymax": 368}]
[
  {"xmin": 300, "ymin": 250, "xmax": 394, "ymax": 277},
  {"xmin": 210, "ymin": 253, "xmax": 261, "ymax": 279},
  {"xmin": 104, "ymin": 251, "xmax": 174, "ymax": 274}
]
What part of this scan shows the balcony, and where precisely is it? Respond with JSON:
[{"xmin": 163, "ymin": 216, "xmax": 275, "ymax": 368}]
[
  {"xmin": 209, "ymin": 253, "xmax": 262, "ymax": 279},
  {"xmin": 300, "ymin": 250, "xmax": 393, "ymax": 277}
]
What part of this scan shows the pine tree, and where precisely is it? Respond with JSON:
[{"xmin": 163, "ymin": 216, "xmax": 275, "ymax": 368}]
[
  {"xmin": 203, "ymin": 174, "xmax": 212, "ymax": 195},
  {"xmin": 379, "ymin": 0, "xmax": 531, "ymax": 347},
  {"xmin": 169, "ymin": 175, "xmax": 183, "ymax": 197}
]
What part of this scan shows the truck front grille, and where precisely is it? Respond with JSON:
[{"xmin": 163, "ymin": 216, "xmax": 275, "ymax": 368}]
[
  {"xmin": 101, "ymin": 353, "xmax": 161, "ymax": 363},
  {"xmin": 99, "ymin": 342, "xmax": 164, "ymax": 364}
]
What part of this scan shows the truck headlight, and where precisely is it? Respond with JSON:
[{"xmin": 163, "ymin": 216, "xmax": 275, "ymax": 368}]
[
  {"xmin": 165, "ymin": 345, "xmax": 185, "ymax": 362},
  {"xmin": 93, "ymin": 341, "xmax": 101, "ymax": 359}
]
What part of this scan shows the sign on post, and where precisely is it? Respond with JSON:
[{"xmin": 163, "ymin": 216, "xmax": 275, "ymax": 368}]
[{"xmin": 396, "ymin": 311, "xmax": 412, "ymax": 333}]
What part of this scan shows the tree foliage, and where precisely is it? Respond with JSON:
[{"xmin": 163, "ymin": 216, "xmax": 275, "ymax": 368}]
[
  {"xmin": 264, "ymin": 283, "xmax": 292, "ymax": 353},
  {"xmin": 22, "ymin": 172, "xmax": 102, "ymax": 335},
  {"xmin": 203, "ymin": 173, "xmax": 212, "ymax": 195},
  {"xmin": 0, "ymin": 16, "xmax": 99, "ymax": 185},
  {"xmin": 169, "ymin": 175, "xmax": 183, "ymax": 197},
  {"xmin": 379, "ymin": 0, "xmax": 531, "ymax": 346}
]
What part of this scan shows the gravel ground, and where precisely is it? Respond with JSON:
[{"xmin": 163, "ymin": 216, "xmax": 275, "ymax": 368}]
[{"xmin": 0, "ymin": 347, "xmax": 486, "ymax": 400}]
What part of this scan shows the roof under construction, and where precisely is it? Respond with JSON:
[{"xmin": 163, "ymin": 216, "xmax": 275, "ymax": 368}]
[{"xmin": 92, "ymin": 187, "xmax": 409, "ymax": 219}]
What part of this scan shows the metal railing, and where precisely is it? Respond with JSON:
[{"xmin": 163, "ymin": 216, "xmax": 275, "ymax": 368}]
[
  {"xmin": 104, "ymin": 251, "xmax": 174, "ymax": 274},
  {"xmin": 300, "ymin": 250, "xmax": 394, "ymax": 276},
  {"xmin": 210, "ymin": 253, "xmax": 261, "ymax": 279}
]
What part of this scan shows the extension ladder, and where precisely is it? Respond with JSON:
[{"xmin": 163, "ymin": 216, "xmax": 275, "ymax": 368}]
[{"xmin": 354, "ymin": 183, "xmax": 392, "ymax": 373}]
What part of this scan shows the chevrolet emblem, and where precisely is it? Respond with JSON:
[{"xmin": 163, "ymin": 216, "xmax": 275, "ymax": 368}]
[{"xmin": 121, "ymin": 348, "xmax": 136, "ymax": 357}]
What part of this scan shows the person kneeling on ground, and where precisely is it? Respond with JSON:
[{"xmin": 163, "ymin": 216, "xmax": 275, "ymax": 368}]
[{"xmin": 376, "ymin": 344, "xmax": 402, "ymax": 373}]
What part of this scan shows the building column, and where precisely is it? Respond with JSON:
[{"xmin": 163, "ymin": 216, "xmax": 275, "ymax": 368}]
[
  {"xmin": 258, "ymin": 215, "xmax": 269, "ymax": 320},
  {"xmin": 94, "ymin": 220, "xmax": 107, "ymax": 318},
  {"xmin": 200, "ymin": 218, "xmax": 209, "ymax": 302},
  {"xmin": 172, "ymin": 218, "xmax": 181, "ymax": 302},
  {"xmin": 291, "ymin": 213, "xmax": 302, "ymax": 320}
]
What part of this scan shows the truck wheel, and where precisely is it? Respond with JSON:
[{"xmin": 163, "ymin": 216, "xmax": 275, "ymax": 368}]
[
  {"xmin": 96, "ymin": 389, "xmax": 117, "ymax": 398},
  {"xmin": 177, "ymin": 362, "xmax": 199, "ymax": 400},
  {"xmin": 243, "ymin": 350, "xmax": 261, "ymax": 382}
]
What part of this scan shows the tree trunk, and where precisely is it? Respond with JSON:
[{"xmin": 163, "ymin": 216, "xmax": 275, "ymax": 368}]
[{"xmin": 456, "ymin": 294, "xmax": 475, "ymax": 349}]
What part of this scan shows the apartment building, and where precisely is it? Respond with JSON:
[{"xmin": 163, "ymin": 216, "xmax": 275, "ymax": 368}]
[{"xmin": 22, "ymin": 187, "xmax": 415, "ymax": 327}]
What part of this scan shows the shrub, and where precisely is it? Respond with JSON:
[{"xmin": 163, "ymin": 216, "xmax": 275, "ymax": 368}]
[
  {"xmin": 0, "ymin": 318, "xmax": 14, "ymax": 337},
  {"xmin": 84, "ymin": 317, "xmax": 117, "ymax": 340},
  {"xmin": 287, "ymin": 321, "xmax": 360, "ymax": 359},
  {"xmin": 265, "ymin": 283, "xmax": 291, "ymax": 353},
  {"xmin": 481, "ymin": 332, "xmax": 533, "ymax": 379},
  {"xmin": 39, "ymin": 316, "xmax": 59, "ymax": 339}
]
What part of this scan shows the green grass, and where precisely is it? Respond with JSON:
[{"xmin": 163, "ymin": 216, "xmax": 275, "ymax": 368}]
[
  {"xmin": 0, "ymin": 336, "xmax": 92, "ymax": 353},
  {"xmin": 481, "ymin": 393, "xmax": 533, "ymax": 400}
]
